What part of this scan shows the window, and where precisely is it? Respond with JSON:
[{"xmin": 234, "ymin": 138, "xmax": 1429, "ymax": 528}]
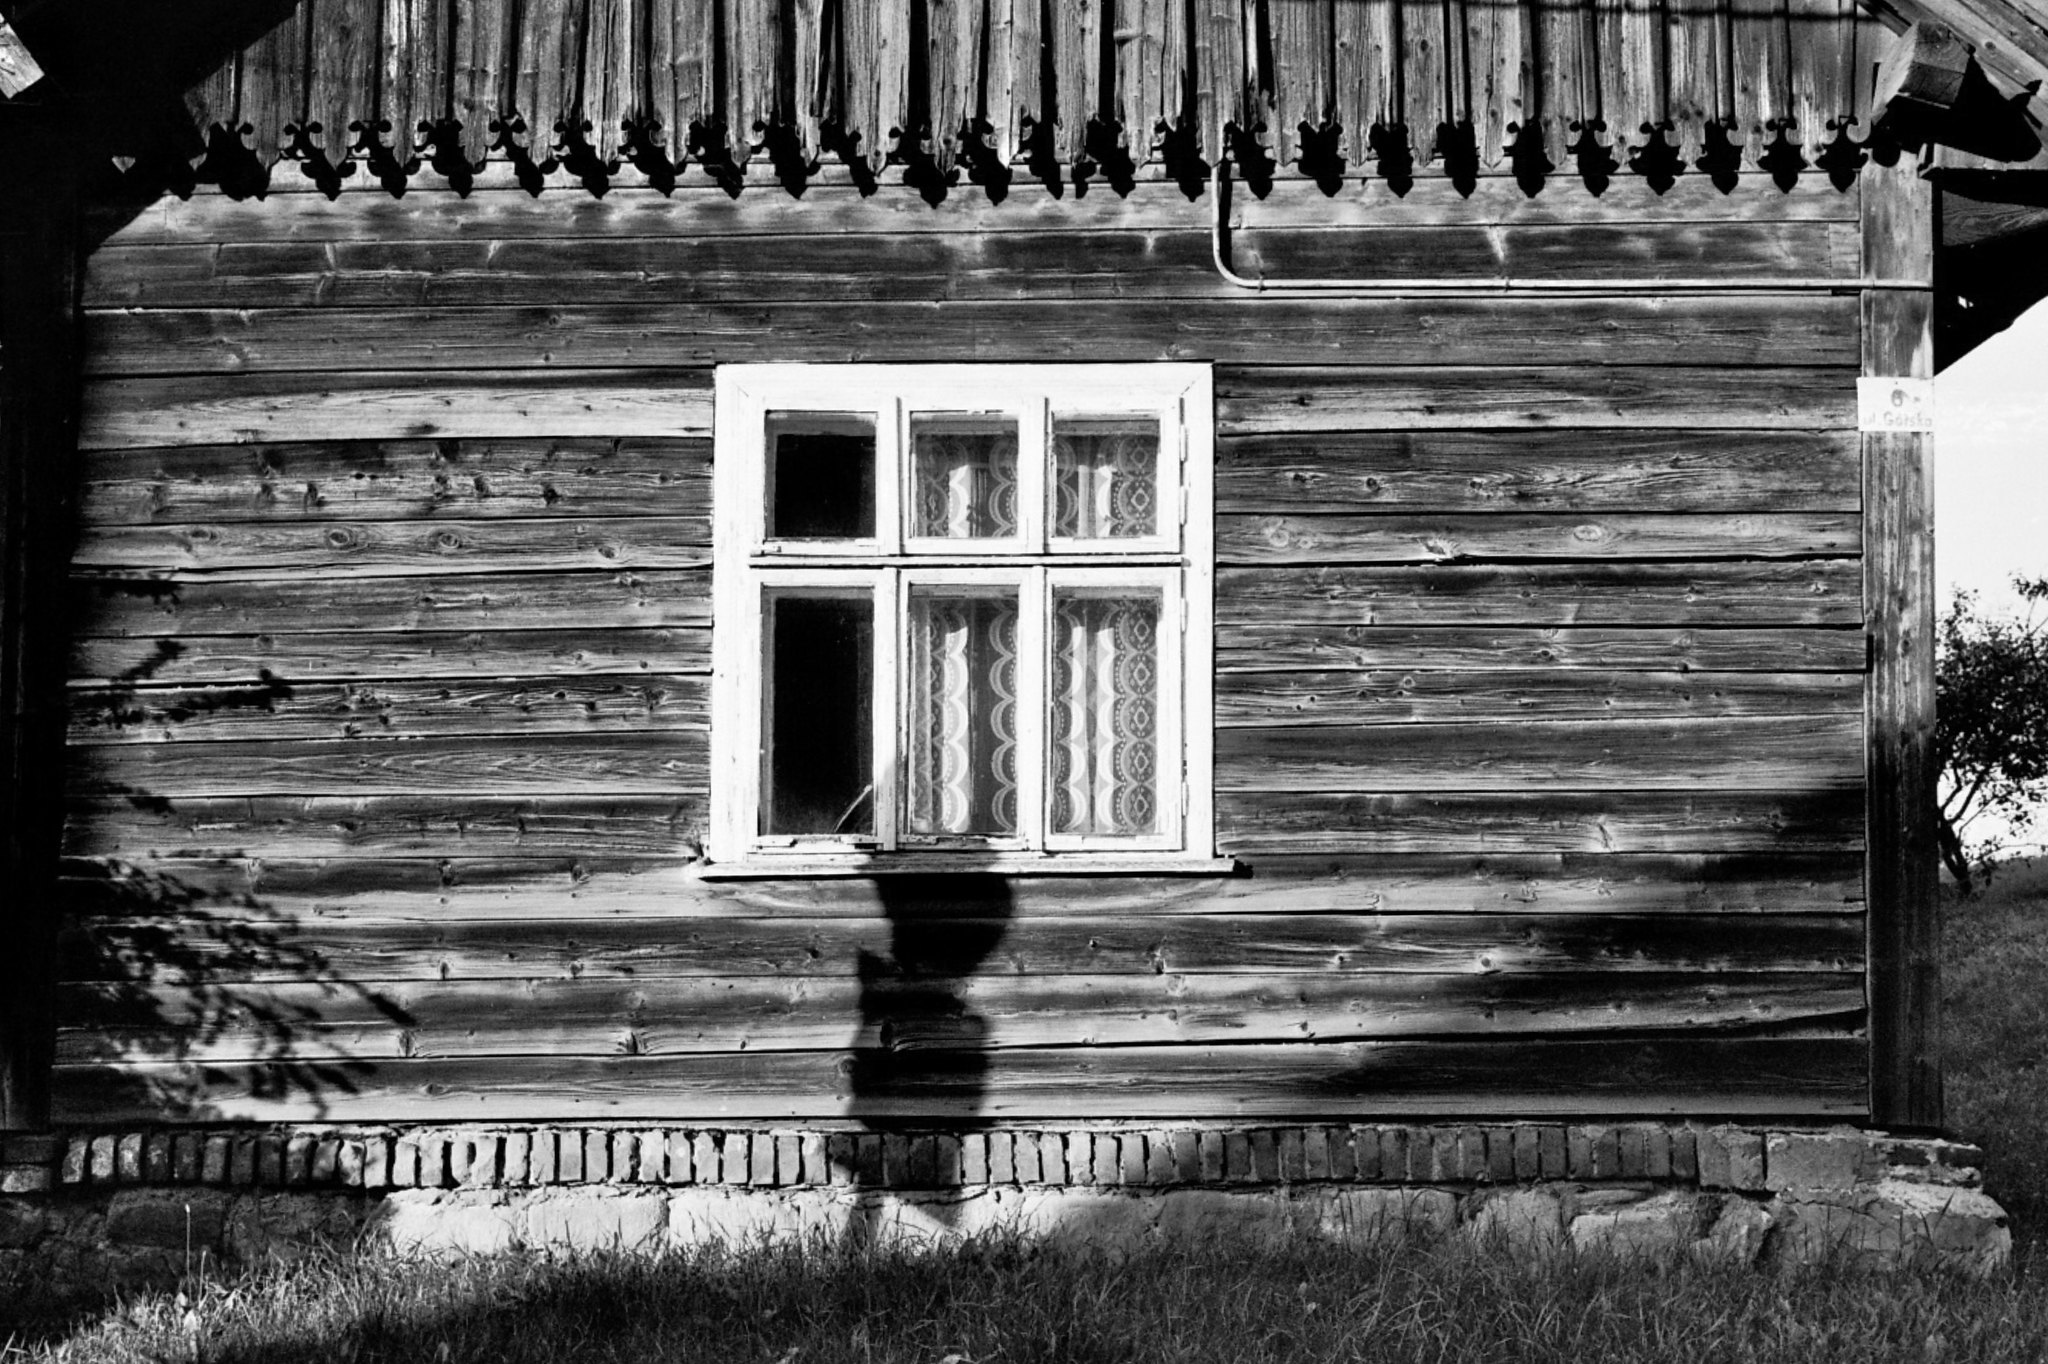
[{"xmin": 708, "ymin": 365, "xmax": 1217, "ymax": 873}]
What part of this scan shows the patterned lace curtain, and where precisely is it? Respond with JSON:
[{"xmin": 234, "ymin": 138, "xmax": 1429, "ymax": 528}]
[
  {"xmin": 906, "ymin": 594, "xmax": 1019, "ymax": 836},
  {"xmin": 1051, "ymin": 594, "xmax": 1160, "ymax": 836},
  {"xmin": 1054, "ymin": 419, "xmax": 1158, "ymax": 539},
  {"xmin": 912, "ymin": 424, "xmax": 1018, "ymax": 539}
]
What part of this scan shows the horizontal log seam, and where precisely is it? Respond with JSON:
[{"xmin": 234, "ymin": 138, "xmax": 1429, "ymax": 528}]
[{"xmin": 1210, "ymin": 166, "xmax": 1927, "ymax": 296}]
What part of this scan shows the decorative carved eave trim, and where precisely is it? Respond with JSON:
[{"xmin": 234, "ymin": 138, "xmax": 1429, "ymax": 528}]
[{"xmin": 5, "ymin": 0, "xmax": 1935, "ymax": 202}]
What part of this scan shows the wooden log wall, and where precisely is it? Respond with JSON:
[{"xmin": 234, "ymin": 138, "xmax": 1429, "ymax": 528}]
[
  {"xmin": 53, "ymin": 170, "xmax": 1877, "ymax": 1125},
  {"xmin": 140, "ymin": 0, "xmax": 1896, "ymax": 192}
]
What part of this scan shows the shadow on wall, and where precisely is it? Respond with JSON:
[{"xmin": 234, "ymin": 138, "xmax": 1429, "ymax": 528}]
[
  {"xmin": 841, "ymin": 872, "xmax": 1016, "ymax": 1224},
  {"xmin": 10, "ymin": 0, "xmax": 301, "ymax": 196},
  {"xmin": 56, "ymin": 630, "xmax": 414, "ymax": 1124},
  {"xmin": 58, "ymin": 861, "xmax": 416, "ymax": 1123}
]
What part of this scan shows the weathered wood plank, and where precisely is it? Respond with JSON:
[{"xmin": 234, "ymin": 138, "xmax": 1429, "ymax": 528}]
[
  {"xmin": 1216, "ymin": 429, "xmax": 1861, "ymax": 513},
  {"xmin": 514, "ymin": 0, "xmax": 582, "ymax": 154},
  {"xmin": 83, "ymin": 176, "xmax": 1863, "ymax": 251},
  {"xmin": 1216, "ymin": 512, "xmax": 1860, "ymax": 564},
  {"xmin": 1231, "ymin": 220, "xmax": 1859, "ymax": 284},
  {"xmin": 79, "ymin": 221, "xmax": 1863, "ymax": 307},
  {"xmin": 666, "ymin": 0, "xmax": 708, "ymax": 164},
  {"xmin": 63, "ymin": 796, "xmax": 708, "ymax": 860},
  {"xmin": 727, "ymin": 0, "xmax": 777, "ymax": 169},
  {"xmin": 69, "ymin": 629, "xmax": 711, "ymax": 687},
  {"xmin": 1215, "ymin": 562, "xmax": 1862, "ymax": 627},
  {"xmin": 77, "ymin": 372, "xmax": 716, "ymax": 451},
  {"xmin": 69, "ymin": 731, "xmax": 708, "ymax": 798},
  {"xmin": 585, "ymin": 0, "xmax": 638, "ymax": 165},
  {"xmin": 1610, "ymin": 0, "xmax": 1663, "ymax": 161},
  {"xmin": 74, "ymin": 517, "xmax": 711, "ymax": 576},
  {"xmin": 987, "ymin": 0, "xmax": 1039, "ymax": 167},
  {"xmin": 77, "ymin": 437, "xmax": 712, "ymax": 526},
  {"xmin": 61, "ymin": 912, "xmax": 1865, "ymax": 982},
  {"xmin": 59, "ymin": 850, "xmax": 1866, "ymax": 920},
  {"xmin": 55, "ymin": 971, "xmax": 1866, "ymax": 1063},
  {"xmin": 1730, "ymin": 0, "xmax": 1792, "ymax": 164},
  {"xmin": 384, "ymin": 0, "xmax": 451, "ymax": 162},
  {"xmin": 1334, "ymin": 0, "xmax": 1398, "ymax": 171},
  {"xmin": 67, "ymin": 569, "xmax": 710, "ymax": 639},
  {"xmin": 1215, "ymin": 789, "xmax": 1867, "ymax": 853},
  {"xmin": 1053, "ymin": 0, "xmax": 1099, "ymax": 166},
  {"xmin": 308, "ymin": 0, "xmax": 380, "ymax": 169},
  {"xmin": 1787, "ymin": 0, "xmax": 1849, "ymax": 159},
  {"xmin": 455, "ymin": 0, "xmax": 516, "ymax": 166},
  {"xmin": 79, "ymin": 296, "xmax": 1858, "ymax": 377},
  {"xmin": 1399, "ymin": 0, "xmax": 1448, "ymax": 161},
  {"xmin": 1214, "ymin": 715, "xmax": 1865, "ymax": 791},
  {"xmin": 241, "ymin": 0, "xmax": 309, "ymax": 166},
  {"xmin": 1271, "ymin": 0, "xmax": 1335, "ymax": 170},
  {"xmin": 1533, "ymin": 0, "xmax": 1596, "ymax": 162},
  {"xmin": 1215, "ymin": 669, "xmax": 1863, "ymax": 725},
  {"xmin": 1665, "ymin": 0, "xmax": 1728, "ymax": 167},
  {"xmin": 69, "ymin": 676, "xmax": 709, "ymax": 745},
  {"xmin": 1216, "ymin": 367, "xmax": 1857, "ymax": 432},
  {"xmin": 1863, "ymin": 158, "xmax": 1940, "ymax": 1129},
  {"xmin": 1214, "ymin": 625, "xmax": 1866, "ymax": 672},
  {"xmin": 47, "ymin": 1036, "xmax": 1871, "ymax": 1123}
]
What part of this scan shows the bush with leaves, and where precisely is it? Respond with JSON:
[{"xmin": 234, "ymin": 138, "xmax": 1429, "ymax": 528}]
[{"xmin": 1936, "ymin": 575, "xmax": 2048, "ymax": 892}]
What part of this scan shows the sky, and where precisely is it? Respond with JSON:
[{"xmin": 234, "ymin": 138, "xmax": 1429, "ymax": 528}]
[
  {"xmin": 1935, "ymin": 302, "xmax": 2048, "ymax": 859},
  {"xmin": 1937, "ymin": 305, "xmax": 2048, "ymax": 614}
]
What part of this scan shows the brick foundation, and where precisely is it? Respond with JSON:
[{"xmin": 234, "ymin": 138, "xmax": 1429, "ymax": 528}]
[{"xmin": 0, "ymin": 1123, "xmax": 2012, "ymax": 1283}]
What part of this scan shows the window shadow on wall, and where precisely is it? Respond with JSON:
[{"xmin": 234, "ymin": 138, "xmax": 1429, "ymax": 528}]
[{"xmin": 842, "ymin": 871, "xmax": 1015, "ymax": 1227}]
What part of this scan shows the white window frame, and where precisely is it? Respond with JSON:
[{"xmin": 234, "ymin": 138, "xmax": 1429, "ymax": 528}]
[{"xmin": 708, "ymin": 364, "xmax": 1220, "ymax": 876}]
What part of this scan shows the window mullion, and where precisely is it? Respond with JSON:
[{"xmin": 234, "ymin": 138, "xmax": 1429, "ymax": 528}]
[
  {"xmin": 1161, "ymin": 569, "xmax": 1186, "ymax": 849},
  {"xmin": 1016, "ymin": 566, "xmax": 1049, "ymax": 851},
  {"xmin": 877, "ymin": 397, "xmax": 904, "ymax": 555},
  {"xmin": 874, "ymin": 568, "xmax": 902, "ymax": 850},
  {"xmin": 1018, "ymin": 397, "xmax": 1048, "ymax": 554}
]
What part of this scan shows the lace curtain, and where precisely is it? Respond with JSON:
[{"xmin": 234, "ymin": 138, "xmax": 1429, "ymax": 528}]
[
  {"xmin": 1054, "ymin": 421, "xmax": 1158, "ymax": 539},
  {"xmin": 904, "ymin": 592, "xmax": 1161, "ymax": 839},
  {"xmin": 912, "ymin": 425, "xmax": 1018, "ymax": 539},
  {"xmin": 1051, "ymin": 595, "xmax": 1160, "ymax": 836},
  {"xmin": 902, "ymin": 415, "xmax": 1162, "ymax": 841},
  {"xmin": 906, "ymin": 594, "xmax": 1019, "ymax": 836}
]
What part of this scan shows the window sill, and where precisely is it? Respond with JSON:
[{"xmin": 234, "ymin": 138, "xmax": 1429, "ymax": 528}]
[{"xmin": 696, "ymin": 853, "xmax": 1241, "ymax": 880}]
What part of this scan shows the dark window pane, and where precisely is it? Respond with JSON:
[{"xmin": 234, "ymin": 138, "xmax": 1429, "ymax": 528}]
[
  {"xmin": 768, "ymin": 414, "xmax": 876, "ymax": 539},
  {"xmin": 765, "ymin": 596, "xmax": 874, "ymax": 836}
]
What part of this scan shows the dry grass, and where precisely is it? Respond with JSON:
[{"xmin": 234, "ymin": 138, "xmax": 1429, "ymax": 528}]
[
  {"xmin": 11, "ymin": 1227, "xmax": 2048, "ymax": 1364},
  {"xmin": 7, "ymin": 867, "xmax": 2048, "ymax": 1363}
]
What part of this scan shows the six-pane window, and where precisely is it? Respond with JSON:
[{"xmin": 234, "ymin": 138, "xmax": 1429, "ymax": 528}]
[{"xmin": 710, "ymin": 365, "xmax": 1215, "ymax": 871}]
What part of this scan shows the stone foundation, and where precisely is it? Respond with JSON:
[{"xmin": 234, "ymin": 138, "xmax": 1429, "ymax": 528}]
[{"xmin": 0, "ymin": 1123, "xmax": 2012, "ymax": 1288}]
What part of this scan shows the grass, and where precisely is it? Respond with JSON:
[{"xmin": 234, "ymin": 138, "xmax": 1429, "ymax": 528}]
[{"xmin": 8, "ymin": 867, "xmax": 2048, "ymax": 1363}]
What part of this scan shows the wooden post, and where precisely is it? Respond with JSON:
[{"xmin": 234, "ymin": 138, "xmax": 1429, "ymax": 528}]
[
  {"xmin": 1863, "ymin": 154, "xmax": 1941, "ymax": 1132},
  {"xmin": 0, "ymin": 101, "xmax": 79, "ymax": 1132}
]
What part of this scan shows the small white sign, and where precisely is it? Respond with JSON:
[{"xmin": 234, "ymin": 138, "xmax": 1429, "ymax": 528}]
[{"xmin": 1858, "ymin": 377, "xmax": 1936, "ymax": 434}]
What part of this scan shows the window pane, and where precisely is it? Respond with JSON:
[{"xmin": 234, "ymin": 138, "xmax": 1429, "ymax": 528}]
[
  {"xmin": 1053, "ymin": 417, "xmax": 1159, "ymax": 539},
  {"xmin": 910, "ymin": 415, "xmax": 1019, "ymax": 540},
  {"xmin": 1050, "ymin": 590, "xmax": 1161, "ymax": 836},
  {"xmin": 765, "ymin": 595, "xmax": 874, "ymax": 836},
  {"xmin": 768, "ymin": 413, "xmax": 876, "ymax": 539},
  {"xmin": 905, "ymin": 589, "xmax": 1020, "ymax": 837}
]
